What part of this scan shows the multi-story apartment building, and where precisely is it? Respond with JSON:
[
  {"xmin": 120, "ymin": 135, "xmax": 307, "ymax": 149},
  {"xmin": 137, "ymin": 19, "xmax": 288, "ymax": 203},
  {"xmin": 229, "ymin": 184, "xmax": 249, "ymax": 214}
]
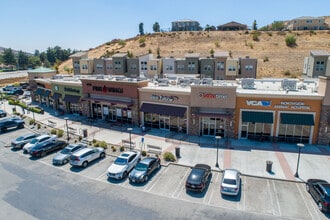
[
  {"xmin": 200, "ymin": 57, "xmax": 215, "ymax": 79},
  {"xmin": 70, "ymin": 51, "xmax": 88, "ymax": 75},
  {"xmin": 214, "ymin": 51, "xmax": 228, "ymax": 80},
  {"xmin": 287, "ymin": 16, "xmax": 327, "ymax": 31},
  {"xmin": 127, "ymin": 57, "xmax": 139, "ymax": 78},
  {"xmin": 239, "ymin": 56, "xmax": 257, "ymax": 78},
  {"xmin": 162, "ymin": 57, "xmax": 175, "ymax": 75},
  {"xmin": 175, "ymin": 58, "xmax": 186, "ymax": 75},
  {"xmin": 93, "ymin": 58, "xmax": 105, "ymax": 75},
  {"xmin": 139, "ymin": 54, "xmax": 153, "ymax": 77},
  {"xmin": 148, "ymin": 58, "xmax": 162, "ymax": 78},
  {"xmin": 80, "ymin": 58, "xmax": 94, "ymax": 75},
  {"xmin": 303, "ymin": 50, "xmax": 330, "ymax": 78},
  {"xmin": 171, "ymin": 19, "xmax": 202, "ymax": 31},
  {"xmin": 185, "ymin": 53, "xmax": 200, "ymax": 75},
  {"xmin": 112, "ymin": 53, "xmax": 127, "ymax": 75},
  {"xmin": 104, "ymin": 58, "xmax": 113, "ymax": 75}
]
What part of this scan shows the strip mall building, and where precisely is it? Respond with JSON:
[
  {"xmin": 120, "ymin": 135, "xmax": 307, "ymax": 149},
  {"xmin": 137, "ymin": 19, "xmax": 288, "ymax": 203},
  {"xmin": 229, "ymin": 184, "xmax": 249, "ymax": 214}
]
[{"xmin": 32, "ymin": 75, "xmax": 330, "ymax": 145}]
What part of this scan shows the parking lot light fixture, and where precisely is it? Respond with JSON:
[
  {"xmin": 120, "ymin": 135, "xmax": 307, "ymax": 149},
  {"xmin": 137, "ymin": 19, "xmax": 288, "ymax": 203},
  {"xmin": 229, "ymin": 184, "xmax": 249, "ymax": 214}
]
[
  {"xmin": 215, "ymin": 136, "xmax": 221, "ymax": 168},
  {"xmin": 64, "ymin": 117, "xmax": 69, "ymax": 142},
  {"xmin": 294, "ymin": 143, "xmax": 304, "ymax": 178},
  {"xmin": 127, "ymin": 128, "xmax": 133, "ymax": 151}
]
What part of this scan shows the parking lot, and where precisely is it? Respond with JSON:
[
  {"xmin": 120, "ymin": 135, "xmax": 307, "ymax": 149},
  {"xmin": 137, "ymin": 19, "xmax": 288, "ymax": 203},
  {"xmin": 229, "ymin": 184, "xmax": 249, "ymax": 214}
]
[{"xmin": 1, "ymin": 128, "xmax": 328, "ymax": 220}]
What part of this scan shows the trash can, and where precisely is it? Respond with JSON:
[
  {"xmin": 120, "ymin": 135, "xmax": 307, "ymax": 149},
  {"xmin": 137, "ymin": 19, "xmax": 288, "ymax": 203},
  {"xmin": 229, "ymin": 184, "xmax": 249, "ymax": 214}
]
[
  {"xmin": 266, "ymin": 160, "xmax": 273, "ymax": 172},
  {"xmin": 82, "ymin": 129, "xmax": 88, "ymax": 138},
  {"xmin": 175, "ymin": 146, "xmax": 180, "ymax": 158}
]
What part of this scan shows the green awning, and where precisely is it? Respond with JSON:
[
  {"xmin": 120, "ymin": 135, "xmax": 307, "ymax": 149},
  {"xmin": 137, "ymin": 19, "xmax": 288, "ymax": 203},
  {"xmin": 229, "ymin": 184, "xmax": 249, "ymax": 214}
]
[
  {"xmin": 242, "ymin": 111, "xmax": 273, "ymax": 123},
  {"xmin": 280, "ymin": 113, "xmax": 314, "ymax": 125}
]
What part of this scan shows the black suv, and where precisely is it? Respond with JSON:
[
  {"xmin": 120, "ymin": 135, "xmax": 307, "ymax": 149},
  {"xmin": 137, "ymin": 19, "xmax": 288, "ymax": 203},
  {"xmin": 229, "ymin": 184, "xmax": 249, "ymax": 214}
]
[
  {"xmin": 0, "ymin": 117, "xmax": 25, "ymax": 132},
  {"xmin": 306, "ymin": 179, "xmax": 330, "ymax": 212}
]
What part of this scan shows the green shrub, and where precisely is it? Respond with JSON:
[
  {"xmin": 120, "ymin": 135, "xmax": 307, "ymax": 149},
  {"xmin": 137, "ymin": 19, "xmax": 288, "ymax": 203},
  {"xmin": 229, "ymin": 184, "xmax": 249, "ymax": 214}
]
[
  {"xmin": 37, "ymin": 124, "xmax": 41, "ymax": 129},
  {"xmin": 94, "ymin": 141, "xmax": 107, "ymax": 149},
  {"xmin": 163, "ymin": 152, "xmax": 176, "ymax": 162},
  {"xmin": 263, "ymin": 56, "xmax": 269, "ymax": 62},
  {"xmin": 57, "ymin": 130, "xmax": 64, "ymax": 138},
  {"xmin": 120, "ymin": 146, "xmax": 125, "ymax": 152},
  {"xmin": 248, "ymin": 43, "xmax": 254, "ymax": 49},
  {"xmin": 251, "ymin": 31, "xmax": 261, "ymax": 41},
  {"xmin": 142, "ymin": 150, "xmax": 147, "ymax": 157},
  {"xmin": 50, "ymin": 129, "xmax": 57, "ymax": 135},
  {"xmin": 92, "ymin": 139, "xmax": 97, "ymax": 143},
  {"xmin": 78, "ymin": 136, "xmax": 82, "ymax": 141},
  {"xmin": 29, "ymin": 119, "xmax": 35, "ymax": 125},
  {"xmin": 285, "ymin": 35, "xmax": 297, "ymax": 47},
  {"xmin": 284, "ymin": 70, "xmax": 291, "ymax": 76},
  {"xmin": 118, "ymin": 39, "xmax": 126, "ymax": 47}
]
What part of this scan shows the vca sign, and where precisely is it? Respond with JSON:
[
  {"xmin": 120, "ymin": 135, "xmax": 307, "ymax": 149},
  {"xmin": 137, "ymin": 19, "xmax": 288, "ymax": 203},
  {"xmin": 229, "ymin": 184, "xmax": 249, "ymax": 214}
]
[{"xmin": 246, "ymin": 100, "xmax": 271, "ymax": 107}]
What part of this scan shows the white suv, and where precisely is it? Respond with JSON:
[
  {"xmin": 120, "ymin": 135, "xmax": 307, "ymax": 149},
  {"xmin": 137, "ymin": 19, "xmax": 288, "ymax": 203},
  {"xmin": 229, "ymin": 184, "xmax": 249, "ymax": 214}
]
[
  {"xmin": 23, "ymin": 134, "xmax": 57, "ymax": 154},
  {"xmin": 107, "ymin": 151, "xmax": 141, "ymax": 179},
  {"xmin": 70, "ymin": 147, "xmax": 105, "ymax": 168}
]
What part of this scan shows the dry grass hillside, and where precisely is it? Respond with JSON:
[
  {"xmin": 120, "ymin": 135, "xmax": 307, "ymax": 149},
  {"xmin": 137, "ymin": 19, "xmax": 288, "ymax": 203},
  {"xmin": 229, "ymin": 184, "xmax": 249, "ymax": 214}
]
[{"xmin": 59, "ymin": 30, "xmax": 330, "ymax": 78}]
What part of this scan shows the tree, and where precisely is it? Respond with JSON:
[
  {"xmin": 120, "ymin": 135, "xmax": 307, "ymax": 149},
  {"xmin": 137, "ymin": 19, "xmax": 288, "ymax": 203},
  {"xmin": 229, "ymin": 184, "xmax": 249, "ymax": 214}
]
[
  {"xmin": 34, "ymin": 50, "xmax": 40, "ymax": 57},
  {"xmin": 2, "ymin": 48, "xmax": 16, "ymax": 67},
  {"xmin": 153, "ymin": 22, "xmax": 160, "ymax": 32},
  {"xmin": 253, "ymin": 20, "xmax": 258, "ymax": 30},
  {"xmin": 139, "ymin": 23, "xmax": 144, "ymax": 35},
  {"xmin": 156, "ymin": 47, "xmax": 161, "ymax": 58},
  {"xmin": 39, "ymin": 52, "xmax": 47, "ymax": 63},
  {"xmin": 17, "ymin": 50, "xmax": 29, "ymax": 69},
  {"xmin": 270, "ymin": 21, "xmax": 284, "ymax": 31},
  {"xmin": 28, "ymin": 56, "xmax": 41, "ymax": 69}
]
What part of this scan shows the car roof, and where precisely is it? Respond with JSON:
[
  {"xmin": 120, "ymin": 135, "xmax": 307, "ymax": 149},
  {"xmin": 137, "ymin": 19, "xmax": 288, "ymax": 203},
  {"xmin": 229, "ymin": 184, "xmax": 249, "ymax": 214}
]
[
  {"xmin": 66, "ymin": 143, "xmax": 86, "ymax": 149},
  {"xmin": 223, "ymin": 169, "xmax": 240, "ymax": 179},
  {"xmin": 120, "ymin": 151, "xmax": 137, "ymax": 158},
  {"xmin": 194, "ymin": 164, "xmax": 211, "ymax": 170},
  {"xmin": 36, "ymin": 134, "xmax": 52, "ymax": 139},
  {"xmin": 19, "ymin": 133, "xmax": 38, "ymax": 138},
  {"xmin": 140, "ymin": 157, "xmax": 157, "ymax": 165},
  {"xmin": 72, "ymin": 148, "xmax": 93, "ymax": 156}
]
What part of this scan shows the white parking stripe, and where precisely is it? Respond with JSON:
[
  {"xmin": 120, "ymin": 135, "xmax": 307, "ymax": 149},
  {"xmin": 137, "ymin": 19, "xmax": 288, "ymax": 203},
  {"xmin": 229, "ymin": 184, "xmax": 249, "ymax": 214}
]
[
  {"xmin": 271, "ymin": 180, "xmax": 281, "ymax": 216},
  {"xmin": 145, "ymin": 165, "xmax": 169, "ymax": 192},
  {"xmin": 208, "ymin": 171, "xmax": 221, "ymax": 205},
  {"xmin": 171, "ymin": 168, "xmax": 190, "ymax": 198}
]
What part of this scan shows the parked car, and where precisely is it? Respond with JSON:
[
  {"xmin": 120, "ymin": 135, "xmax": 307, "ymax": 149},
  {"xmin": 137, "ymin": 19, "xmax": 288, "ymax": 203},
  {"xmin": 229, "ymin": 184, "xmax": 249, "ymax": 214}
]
[
  {"xmin": 53, "ymin": 143, "xmax": 87, "ymax": 165},
  {"xmin": 306, "ymin": 179, "xmax": 330, "ymax": 212},
  {"xmin": 129, "ymin": 157, "xmax": 161, "ymax": 183},
  {"xmin": 107, "ymin": 151, "xmax": 141, "ymax": 180},
  {"xmin": 0, "ymin": 116, "xmax": 25, "ymax": 132},
  {"xmin": 7, "ymin": 89, "xmax": 24, "ymax": 96},
  {"xmin": 185, "ymin": 164, "xmax": 211, "ymax": 192},
  {"xmin": 29, "ymin": 140, "xmax": 67, "ymax": 157},
  {"xmin": 23, "ymin": 134, "xmax": 57, "ymax": 154},
  {"xmin": 0, "ymin": 109, "xmax": 7, "ymax": 118},
  {"xmin": 220, "ymin": 169, "xmax": 241, "ymax": 196},
  {"xmin": 11, "ymin": 133, "xmax": 40, "ymax": 149},
  {"xmin": 70, "ymin": 147, "xmax": 105, "ymax": 168}
]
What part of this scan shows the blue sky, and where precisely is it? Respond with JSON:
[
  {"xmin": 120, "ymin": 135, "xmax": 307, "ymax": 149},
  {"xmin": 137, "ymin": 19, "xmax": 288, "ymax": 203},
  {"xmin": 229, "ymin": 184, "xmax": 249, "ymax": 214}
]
[{"xmin": 1, "ymin": 0, "xmax": 329, "ymax": 53}]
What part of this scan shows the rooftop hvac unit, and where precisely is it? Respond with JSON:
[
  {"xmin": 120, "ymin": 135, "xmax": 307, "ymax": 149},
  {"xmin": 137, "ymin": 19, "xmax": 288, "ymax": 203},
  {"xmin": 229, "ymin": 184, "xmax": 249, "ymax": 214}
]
[
  {"xmin": 282, "ymin": 79, "xmax": 297, "ymax": 91},
  {"xmin": 241, "ymin": 78, "xmax": 255, "ymax": 89},
  {"xmin": 201, "ymin": 78, "xmax": 213, "ymax": 85}
]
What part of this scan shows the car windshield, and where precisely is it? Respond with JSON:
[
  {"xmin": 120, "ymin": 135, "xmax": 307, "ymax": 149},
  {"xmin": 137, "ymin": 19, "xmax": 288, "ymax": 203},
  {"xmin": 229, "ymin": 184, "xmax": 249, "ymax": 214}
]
[
  {"xmin": 223, "ymin": 178, "xmax": 237, "ymax": 185},
  {"xmin": 16, "ymin": 136, "xmax": 24, "ymax": 141},
  {"xmin": 114, "ymin": 157, "xmax": 128, "ymax": 165},
  {"xmin": 30, "ymin": 138, "xmax": 38, "ymax": 144},
  {"xmin": 135, "ymin": 163, "xmax": 148, "ymax": 171},
  {"xmin": 60, "ymin": 148, "xmax": 70, "ymax": 154}
]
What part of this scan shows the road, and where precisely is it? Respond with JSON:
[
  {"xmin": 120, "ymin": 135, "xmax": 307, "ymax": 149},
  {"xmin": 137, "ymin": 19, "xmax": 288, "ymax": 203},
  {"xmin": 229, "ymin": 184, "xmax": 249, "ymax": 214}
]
[
  {"xmin": 0, "ymin": 128, "xmax": 328, "ymax": 220},
  {"xmin": 0, "ymin": 70, "xmax": 27, "ymax": 80}
]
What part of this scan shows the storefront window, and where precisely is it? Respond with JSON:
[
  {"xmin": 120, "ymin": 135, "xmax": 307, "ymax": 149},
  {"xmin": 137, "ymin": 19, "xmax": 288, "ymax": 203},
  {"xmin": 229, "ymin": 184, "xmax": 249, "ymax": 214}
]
[
  {"xmin": 92, "ymin": 103, "xmax": 102, "ymax": 119},
  {"xmin": 278, "ymin": 124, "xmax": 310, "ymax": 143},
  {"xmin": 68, "ymin": 103, "xmax": 82, "ymax": 115}
]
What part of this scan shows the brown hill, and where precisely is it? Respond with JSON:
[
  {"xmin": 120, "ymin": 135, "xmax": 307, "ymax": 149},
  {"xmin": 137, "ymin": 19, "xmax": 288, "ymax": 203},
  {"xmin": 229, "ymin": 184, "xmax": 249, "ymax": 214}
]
[{"xmin": 59, "ymin": 30, "xmax": 330, "ymax": 78}]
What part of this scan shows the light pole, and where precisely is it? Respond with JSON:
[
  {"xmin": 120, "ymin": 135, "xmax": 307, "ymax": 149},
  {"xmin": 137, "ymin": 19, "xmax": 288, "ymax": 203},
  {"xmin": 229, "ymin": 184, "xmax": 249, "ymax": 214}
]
[
  {"xmin": 64, "ymin": 117, "xmax": 69, "ymax": 142},
  {"xmin": 127, "ymin": 128, "xmax": 133, "ymax": 151},
  {"xmin": 215, "ymin": 136, "xmax": 221, "ymax": 168},
  {"xmin": 294, "ymin": 143, "xmax": 304, "ymax": 178}
]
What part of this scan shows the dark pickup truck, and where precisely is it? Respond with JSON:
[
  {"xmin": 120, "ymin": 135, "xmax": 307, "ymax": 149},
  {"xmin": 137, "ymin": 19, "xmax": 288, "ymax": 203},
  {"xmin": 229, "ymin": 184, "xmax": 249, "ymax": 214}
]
[{"xmin": 0, "ymin": 117, "xmax": 25, "ymax": 132}]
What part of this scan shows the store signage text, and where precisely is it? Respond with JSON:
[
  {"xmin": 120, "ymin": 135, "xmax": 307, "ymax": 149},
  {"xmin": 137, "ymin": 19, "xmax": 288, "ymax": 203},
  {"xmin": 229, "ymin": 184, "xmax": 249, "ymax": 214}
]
[
  {"xmin": 64, "ymin": 87, "xmax": 80, "ymax": 94},
  {"xmin": 246, "ymin": 100, "xmax": 271, "ymax": 107},
  {"xmin": 92, "ymin": 85, "xmax": 123, "ymax": 93},
  {"xmin": 151, "ymin": 94, "xmax": 178, "ymax": 102},
  {"xmin": 199, "ymin": 92, "xmax": 227, "ymax": 99},
  {"xmin": 274, "ymin": 101, "xmax": 310, "ymax": 110}
]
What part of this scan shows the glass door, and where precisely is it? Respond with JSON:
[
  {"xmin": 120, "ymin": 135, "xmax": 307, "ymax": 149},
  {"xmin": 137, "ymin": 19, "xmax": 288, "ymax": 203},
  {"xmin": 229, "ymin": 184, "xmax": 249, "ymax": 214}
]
[{"xmin": 159, "ymin": 115, "xmax": 170, "ymax": 130}]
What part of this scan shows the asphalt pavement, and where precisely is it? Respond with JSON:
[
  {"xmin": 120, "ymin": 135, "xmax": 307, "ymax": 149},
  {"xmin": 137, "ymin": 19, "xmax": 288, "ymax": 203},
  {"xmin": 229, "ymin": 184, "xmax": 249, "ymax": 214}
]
[{"xmin": 2, "ymin": 100, "xmax": 330, "ymax": 183}]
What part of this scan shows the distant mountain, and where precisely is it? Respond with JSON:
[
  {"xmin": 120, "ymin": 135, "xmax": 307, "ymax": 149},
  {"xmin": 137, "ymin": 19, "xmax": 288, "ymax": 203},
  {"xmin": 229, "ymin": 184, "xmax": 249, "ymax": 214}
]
[{"xmin": 0, "ymin": 46, "xmax": 33, "ymax": 56}]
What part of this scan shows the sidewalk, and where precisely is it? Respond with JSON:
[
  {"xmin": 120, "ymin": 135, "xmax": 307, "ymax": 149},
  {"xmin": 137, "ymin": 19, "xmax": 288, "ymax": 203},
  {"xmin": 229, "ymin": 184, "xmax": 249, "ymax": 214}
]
[{"xmin": 3, "ymin": 100, "xmax": 330, "ymax": 183}]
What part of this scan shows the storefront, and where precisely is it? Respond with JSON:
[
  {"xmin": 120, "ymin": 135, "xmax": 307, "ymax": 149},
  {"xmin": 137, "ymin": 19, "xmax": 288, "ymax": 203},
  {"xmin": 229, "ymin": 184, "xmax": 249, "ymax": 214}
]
[
  {"xmin": 50, "ymin": 80, "xmax": 83, "ymax": 115},
  {"xmin": 190, "ymin": 85, "xmax": 236, "ymax": 137},
  {"xmin": 139, "ymin": 88, "xmax": 190, "ymax": 133},
  {"xmin": 33, "ymin": 79, "xmax": 52, "ymax": 107},
  {"xmin": 81, "ymin": 77, "xmax": 148, "ymax": 125},
  {"xmin": 236, "ymin": 97, "xmax": 322, "ymax": 144}
]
